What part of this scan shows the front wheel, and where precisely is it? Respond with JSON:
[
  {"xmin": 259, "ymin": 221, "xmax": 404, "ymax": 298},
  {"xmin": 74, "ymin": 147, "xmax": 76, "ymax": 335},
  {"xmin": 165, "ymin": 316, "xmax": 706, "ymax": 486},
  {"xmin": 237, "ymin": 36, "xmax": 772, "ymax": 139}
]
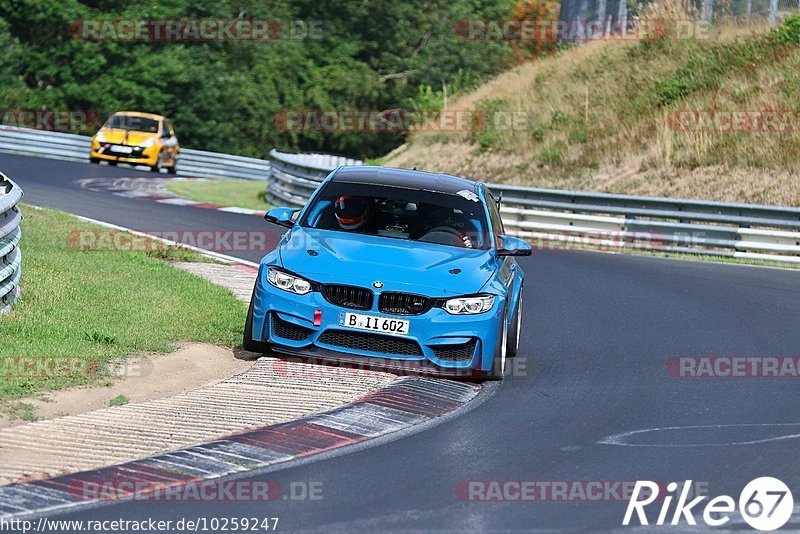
[
  {"xmin": 89, "ymin": 157, "xmax": 100, "ymax": 164},
  {"xmin": 507, "ymin": 286, "xmax": 523, "ymax": 358},
  {"xmin": 151, "ymin": 151, "xmax": 162, "ymax": 173},
  {"xmin": 484, "ymin": 308, "xmax": 509, "ymax": 380},
  {"xmin": 243, "ymin": 284, "xmax": 271, "ymax": 354}
]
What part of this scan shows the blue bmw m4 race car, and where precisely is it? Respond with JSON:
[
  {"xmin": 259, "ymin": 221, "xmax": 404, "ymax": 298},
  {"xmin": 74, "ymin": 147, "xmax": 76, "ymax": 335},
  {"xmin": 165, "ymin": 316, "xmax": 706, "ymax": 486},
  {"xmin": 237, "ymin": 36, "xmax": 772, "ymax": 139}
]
[{"xmin": 243, "ymin": 166, "xmax": 531, "ymax": 379}]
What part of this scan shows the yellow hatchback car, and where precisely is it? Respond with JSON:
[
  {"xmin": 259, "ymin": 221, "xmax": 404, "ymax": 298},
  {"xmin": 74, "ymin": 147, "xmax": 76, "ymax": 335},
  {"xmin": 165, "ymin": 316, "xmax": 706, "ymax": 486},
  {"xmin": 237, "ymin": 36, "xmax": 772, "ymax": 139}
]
[{"xmin": 90, "ymin": 111, "xmax": 179, "ymax": 173}]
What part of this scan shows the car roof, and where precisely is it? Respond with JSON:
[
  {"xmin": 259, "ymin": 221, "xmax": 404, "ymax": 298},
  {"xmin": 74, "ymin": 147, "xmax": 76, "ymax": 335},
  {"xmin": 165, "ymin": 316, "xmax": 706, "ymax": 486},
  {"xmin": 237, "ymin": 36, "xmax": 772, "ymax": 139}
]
[
  {"xmin": 111, "ymin": 111, "xmax": 166, "ymax": 121},
  {"xmin": 331, "ymin": 166, "xmax": 480, "ymax": 195}
]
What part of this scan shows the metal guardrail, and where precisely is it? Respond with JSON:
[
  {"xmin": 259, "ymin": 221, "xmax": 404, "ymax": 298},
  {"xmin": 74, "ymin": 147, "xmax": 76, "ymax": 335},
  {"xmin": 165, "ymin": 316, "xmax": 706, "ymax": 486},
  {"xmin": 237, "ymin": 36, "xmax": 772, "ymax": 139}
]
[
  {"xmin": 491, "ymin": 186, "xmax": 800, "ymax": 263},
  {"xmin": 266, "ymin": 151, "xmax": 800, "ymax": 264},
  {"xmin": 267, "ymin": 149, "xmax": 362, "ymax": 207},
  {"xmin": 0, "ymin": 126, "xmax": 797, "ymax": 264},
  {"xmin": 0, "ymin": 173, "xmax": 22, "ymax": 314},
  {"xmin": 0, "ymin": 126, "xmax": 271, "ymax": 181}
]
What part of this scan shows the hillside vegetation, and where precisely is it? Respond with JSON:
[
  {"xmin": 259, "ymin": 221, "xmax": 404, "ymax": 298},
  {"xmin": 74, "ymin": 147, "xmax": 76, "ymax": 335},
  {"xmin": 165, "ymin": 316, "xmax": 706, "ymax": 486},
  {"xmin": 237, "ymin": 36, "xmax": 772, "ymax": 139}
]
[{"xmin": 384, "ymin": 13, "xmax": 800, "ymax": 206}]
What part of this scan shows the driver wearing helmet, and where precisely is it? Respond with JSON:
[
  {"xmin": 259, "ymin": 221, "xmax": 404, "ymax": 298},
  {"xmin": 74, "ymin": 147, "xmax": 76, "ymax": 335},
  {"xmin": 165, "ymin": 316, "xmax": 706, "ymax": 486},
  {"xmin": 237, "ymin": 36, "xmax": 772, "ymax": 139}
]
[{"xmin": 334, "ymin": 195, "xmax": 370, "ymax": 231}]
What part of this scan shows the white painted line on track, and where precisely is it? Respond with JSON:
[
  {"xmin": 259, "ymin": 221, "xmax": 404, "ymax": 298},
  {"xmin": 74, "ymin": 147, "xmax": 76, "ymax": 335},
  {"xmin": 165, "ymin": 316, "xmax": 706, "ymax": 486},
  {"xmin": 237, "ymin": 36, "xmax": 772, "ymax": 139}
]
[
  {"xmin": 155, "ymin": 197, "xmax": 200, "ymax": 206},
  {"xmin": 217, "ymin": 206, "xmax": 267, "ymax": 215},
  {"xmin": 27, "ymin": 205, "xmax": 260, "ymax": 268},
  {"xmin": 599, "ymin": 423, "xmax": 800, "ymax": 447}
]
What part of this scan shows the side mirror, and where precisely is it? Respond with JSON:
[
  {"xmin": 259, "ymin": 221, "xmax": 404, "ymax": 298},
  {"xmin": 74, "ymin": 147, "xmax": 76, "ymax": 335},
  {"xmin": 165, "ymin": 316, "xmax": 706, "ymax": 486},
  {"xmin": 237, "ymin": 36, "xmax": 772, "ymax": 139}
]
[
  {"xmin": 265, "ymin": 207, "xmax": 300, "ymax": 229},
  {"xmin": 496, "ymin": 235, "xmax": 532, "ymax": 257}
]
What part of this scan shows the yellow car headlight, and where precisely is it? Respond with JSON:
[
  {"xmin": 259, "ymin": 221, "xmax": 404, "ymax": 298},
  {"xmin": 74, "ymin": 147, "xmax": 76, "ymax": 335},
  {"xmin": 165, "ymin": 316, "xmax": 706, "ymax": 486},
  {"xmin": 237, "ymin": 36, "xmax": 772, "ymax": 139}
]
[{"xmin": 140, "ymin": 138, "xmax": 157, "ymax": 148}]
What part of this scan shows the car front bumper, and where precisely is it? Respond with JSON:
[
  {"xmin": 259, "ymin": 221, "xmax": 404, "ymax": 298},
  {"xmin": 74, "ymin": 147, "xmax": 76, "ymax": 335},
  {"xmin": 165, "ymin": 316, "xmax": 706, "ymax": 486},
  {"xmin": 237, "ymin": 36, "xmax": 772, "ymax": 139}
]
[
  {"xmin": 91, "ymin": 141, "xmax": 159, "ymax": 165},
  {"xmin": 250, "ymin": 269, "xmax": 504, "ymax": 376}
]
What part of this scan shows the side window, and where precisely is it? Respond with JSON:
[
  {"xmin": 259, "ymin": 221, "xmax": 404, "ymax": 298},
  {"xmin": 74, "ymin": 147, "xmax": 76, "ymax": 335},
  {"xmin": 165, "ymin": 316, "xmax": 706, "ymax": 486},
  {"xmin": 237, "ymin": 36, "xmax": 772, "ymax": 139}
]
[
  {"xmin": 486, "ymin": 192, "xmax": 505, "ymax": 244},
  {"xmin": 162, "ymin": 120, "xmax": 172, "ymax": 137}
]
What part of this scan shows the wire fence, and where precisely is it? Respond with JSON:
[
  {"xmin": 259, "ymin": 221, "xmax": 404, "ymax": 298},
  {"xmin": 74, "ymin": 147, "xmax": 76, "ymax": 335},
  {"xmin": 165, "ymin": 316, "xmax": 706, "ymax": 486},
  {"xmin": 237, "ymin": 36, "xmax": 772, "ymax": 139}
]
[{"xmin": 558, "ymin": 0, "xmax": 800, "ymax": 36}]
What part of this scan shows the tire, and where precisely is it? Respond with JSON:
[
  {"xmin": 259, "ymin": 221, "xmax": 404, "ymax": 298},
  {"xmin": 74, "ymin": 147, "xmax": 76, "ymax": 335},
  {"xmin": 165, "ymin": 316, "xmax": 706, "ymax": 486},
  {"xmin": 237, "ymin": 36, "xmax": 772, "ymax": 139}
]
[
  {"xmin": 151, "ymin": 151, "xmax": 162, "ymax": 173},
  {"xmin": 89, "ymin": 157, "xmax": 100, "ymax": 164},
  {"xmin": 485, "ymin": 308, "xmax": 509, "ymax": 380},
  {"xmin": 243, "ymin": 284, "xmax": 271, "ymax": 354},
  {"xmin": 167, "ymin": 161, "xmax": 178, "ymax": 175},
  {"xmin": 507, "ymin": 286, "xmax": 523, "ymax": 358},
  {"xmin": 108, "ymin": 160, "xmax": 117, "ymax": 166}
]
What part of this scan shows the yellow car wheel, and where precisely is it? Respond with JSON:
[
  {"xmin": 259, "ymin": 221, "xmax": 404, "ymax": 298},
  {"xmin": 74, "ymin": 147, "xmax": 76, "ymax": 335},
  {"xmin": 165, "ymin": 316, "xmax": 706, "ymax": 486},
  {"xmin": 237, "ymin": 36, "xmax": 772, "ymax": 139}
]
[{"xmin": 151, "ymin": 151, "xmax": 162, "ymax": 173}]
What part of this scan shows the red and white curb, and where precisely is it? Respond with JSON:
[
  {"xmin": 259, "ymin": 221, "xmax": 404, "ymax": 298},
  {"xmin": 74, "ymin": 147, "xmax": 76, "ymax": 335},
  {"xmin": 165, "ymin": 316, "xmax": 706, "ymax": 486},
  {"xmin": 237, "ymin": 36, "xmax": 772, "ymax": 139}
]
[
  {"xmin": 78, "ymin": 177, "xmax": 268, "ymax": 217},
  {"xmin": 0, "ymin": 377, "xmax": 479, "ymax": 519}
]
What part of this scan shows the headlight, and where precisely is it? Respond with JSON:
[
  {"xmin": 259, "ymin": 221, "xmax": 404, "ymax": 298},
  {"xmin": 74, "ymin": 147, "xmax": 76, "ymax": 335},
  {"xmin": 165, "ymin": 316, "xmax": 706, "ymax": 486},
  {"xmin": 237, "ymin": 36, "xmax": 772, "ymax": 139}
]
[
  {"xmin": 267, "ymin": 267, "xmax": 313, "ymax": 295},
  {"xmin": 442, "ymin": 294, "xmax": 495, "ymax": 315},
  {"xmin": 140, "ymin": 138, "xmax": 157, "ymax": 148},
  {"xmin": 95, "ymin": 132, "xmax": 106, "ymax": 143}
]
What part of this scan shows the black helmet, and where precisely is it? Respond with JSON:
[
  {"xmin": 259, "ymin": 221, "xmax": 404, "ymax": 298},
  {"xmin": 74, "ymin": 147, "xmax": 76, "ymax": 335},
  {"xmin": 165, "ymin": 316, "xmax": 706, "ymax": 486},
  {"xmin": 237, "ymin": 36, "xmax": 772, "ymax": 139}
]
[{"xmin": 334, "ymin": 195, "xmax": 369, "ymax": 230}]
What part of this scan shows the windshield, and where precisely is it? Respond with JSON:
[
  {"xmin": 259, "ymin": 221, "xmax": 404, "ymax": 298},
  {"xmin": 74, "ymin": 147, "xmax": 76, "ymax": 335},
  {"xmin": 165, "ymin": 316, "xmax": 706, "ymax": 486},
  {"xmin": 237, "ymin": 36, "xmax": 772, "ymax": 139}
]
[
  {"xmin": 105, "ymin": 114, "xmax": 159, "ymax": 133},
  {"xmin": 300, "ymin": 181, "xmax": 491, "ymax": 250}
]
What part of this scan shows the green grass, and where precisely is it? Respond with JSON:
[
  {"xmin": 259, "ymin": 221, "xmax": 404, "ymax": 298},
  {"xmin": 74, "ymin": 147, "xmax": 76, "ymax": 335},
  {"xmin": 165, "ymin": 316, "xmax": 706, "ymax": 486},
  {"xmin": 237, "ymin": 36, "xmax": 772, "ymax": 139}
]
[
  {"xmin": 145, "ymin": 246, "xmax": 223, "ymax": 264},
  {"xmin": 165, "ymin": 179, "xmax": 272, "ymax": 211},
  {"xmin": 0, "ymin": 206, "xmax": 247, "ymax": 402},
  {"xmin": 5, "ymin": 402, "xmax": 38, "ymax": 422},
  {"xmin": 108, "ymin": 394, "xmax": 129, "ymax": 407}
]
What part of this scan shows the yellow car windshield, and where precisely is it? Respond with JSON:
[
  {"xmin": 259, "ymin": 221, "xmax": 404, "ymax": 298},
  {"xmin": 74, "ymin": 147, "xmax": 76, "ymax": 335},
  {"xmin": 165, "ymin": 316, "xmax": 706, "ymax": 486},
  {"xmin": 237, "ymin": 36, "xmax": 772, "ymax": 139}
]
[{"xmin": 106, "ymin": 115, "xmax": 159, "ymax": 133}]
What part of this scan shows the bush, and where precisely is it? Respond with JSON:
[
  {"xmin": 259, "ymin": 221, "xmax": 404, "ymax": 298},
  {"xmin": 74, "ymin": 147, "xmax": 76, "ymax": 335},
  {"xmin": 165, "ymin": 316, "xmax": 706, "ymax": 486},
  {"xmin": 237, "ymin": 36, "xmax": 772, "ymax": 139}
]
[
  {"xmin": 538, "ymin": 142, "xmax": 565, "ymax": 165},
  {"xmin": 470, "ymin": 98, "xmax": 509, "ymax": 150},
  {"xmin": 770, "ymin": 14, "xmax": 800, "ymax": 45}
]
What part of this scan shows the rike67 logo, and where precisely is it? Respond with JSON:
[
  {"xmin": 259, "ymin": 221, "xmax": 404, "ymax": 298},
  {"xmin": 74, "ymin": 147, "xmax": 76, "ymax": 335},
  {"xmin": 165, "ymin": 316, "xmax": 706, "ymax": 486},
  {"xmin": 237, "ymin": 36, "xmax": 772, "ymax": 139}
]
[{"xmin": 624, "ymin": 477, "xmax": 794, "ymax": 531}]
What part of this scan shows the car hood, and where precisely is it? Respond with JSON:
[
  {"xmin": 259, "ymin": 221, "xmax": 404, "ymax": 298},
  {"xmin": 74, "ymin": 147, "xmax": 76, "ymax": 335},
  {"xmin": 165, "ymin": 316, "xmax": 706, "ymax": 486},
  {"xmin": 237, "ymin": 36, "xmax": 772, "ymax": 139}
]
[
  {"xmin": 278, "ymin": 227, "xmax": 496, "ymax": 296},
  {"xmin": 97, "ymin": 128, "xmax": 157, "ymax": 145}
]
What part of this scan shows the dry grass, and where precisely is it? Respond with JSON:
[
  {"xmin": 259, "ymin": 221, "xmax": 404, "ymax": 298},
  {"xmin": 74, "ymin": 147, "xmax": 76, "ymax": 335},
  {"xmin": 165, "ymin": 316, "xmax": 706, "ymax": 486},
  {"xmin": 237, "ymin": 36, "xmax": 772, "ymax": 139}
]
[{"xmin": 384, "ymin": 10, "xmax": 800, "ymax": 206}]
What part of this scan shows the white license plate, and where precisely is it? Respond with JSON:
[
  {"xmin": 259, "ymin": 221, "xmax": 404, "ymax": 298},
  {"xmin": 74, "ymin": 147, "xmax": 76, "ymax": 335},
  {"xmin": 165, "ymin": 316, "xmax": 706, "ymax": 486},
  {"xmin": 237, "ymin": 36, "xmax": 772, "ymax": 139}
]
[
  {"xmin": 341, "ymin": 312, "xmax": 410, "ymax": 336},
  {"xmin": 110, "ymin": 145, "xmax": 133, "ymax": 154}
]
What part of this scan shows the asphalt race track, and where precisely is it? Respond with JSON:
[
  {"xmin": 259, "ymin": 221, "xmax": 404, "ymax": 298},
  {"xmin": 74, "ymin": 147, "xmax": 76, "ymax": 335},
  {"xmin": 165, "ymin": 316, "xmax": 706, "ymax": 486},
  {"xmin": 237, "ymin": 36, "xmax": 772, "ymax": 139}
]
[
  {"xmin": 4, "ymin": 152, "xmax": 800, "ymax": 531},
  {"xmin": 0, "ymin": 153, "xmax": 277, "ymax": 263}
]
